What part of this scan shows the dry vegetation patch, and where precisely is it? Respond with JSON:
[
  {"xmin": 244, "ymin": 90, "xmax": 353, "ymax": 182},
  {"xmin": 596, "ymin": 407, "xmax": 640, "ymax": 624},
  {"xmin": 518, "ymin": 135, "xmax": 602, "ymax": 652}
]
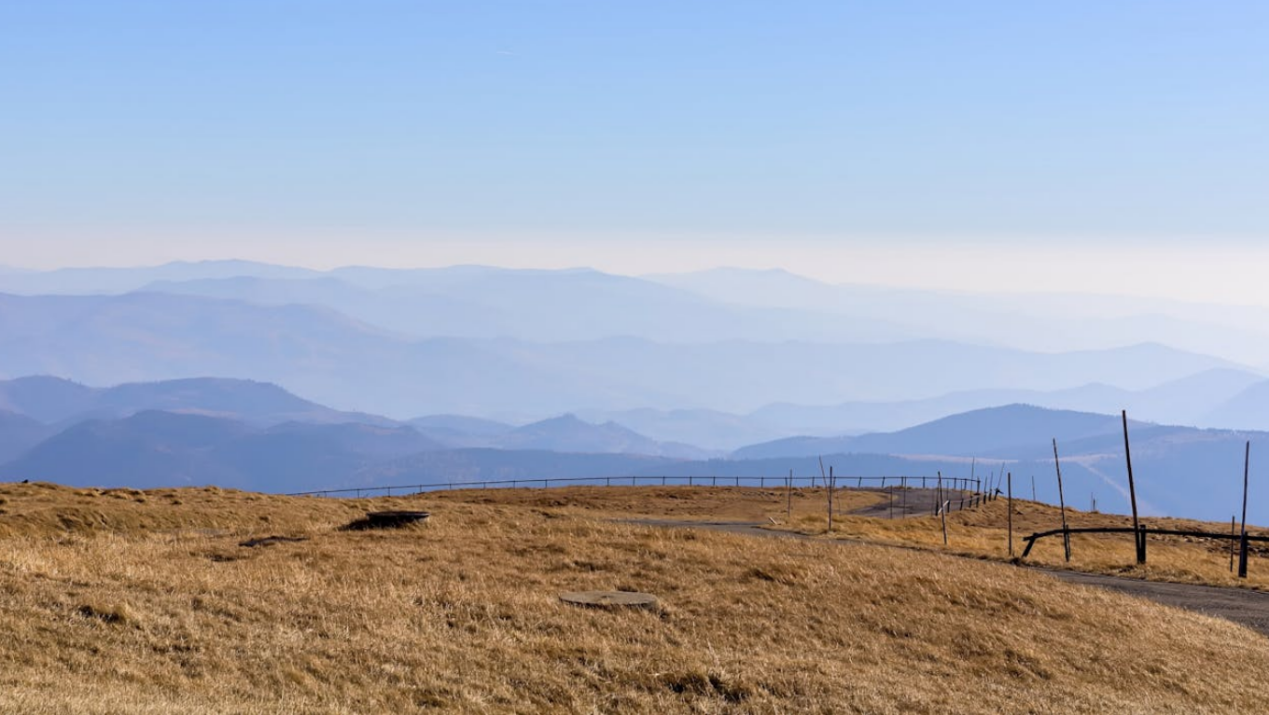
[
  {"xmin": 810, "ymin": 496, "xmax": 1269, "ymax": 590},
  {"xmin": 0, "ymin": 484, "xmax": 1267, "ymax": 713},
  {"xmin": 428, "ymin": 484, "xmax": 886, "ymax": 523}
]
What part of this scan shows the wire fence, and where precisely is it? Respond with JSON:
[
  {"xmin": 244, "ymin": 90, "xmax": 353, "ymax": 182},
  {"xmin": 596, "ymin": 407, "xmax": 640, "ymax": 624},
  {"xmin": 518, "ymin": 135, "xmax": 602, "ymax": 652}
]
[{"xmin": 288, "ymin": 474, "xmax": 989, "ymax": 516}]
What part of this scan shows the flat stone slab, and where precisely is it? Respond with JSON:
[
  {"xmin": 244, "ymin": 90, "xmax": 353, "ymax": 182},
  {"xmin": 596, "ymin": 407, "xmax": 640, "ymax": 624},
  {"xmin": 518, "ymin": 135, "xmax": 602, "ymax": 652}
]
[{"xmin": 559, "ymin": 591, "xmax": 658, "ymax": 609}]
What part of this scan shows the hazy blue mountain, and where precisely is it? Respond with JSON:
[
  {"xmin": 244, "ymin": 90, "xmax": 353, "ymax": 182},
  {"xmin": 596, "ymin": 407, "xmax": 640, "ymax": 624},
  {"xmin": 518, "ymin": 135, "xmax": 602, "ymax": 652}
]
[
  {"xmin": 530, "ymin": 339, "xmax": 1240, "ymax": 412},
  {"xmin": 409, "ymin": 415, "xmax": 516, "ymax": 445},
  {"xmin": 0, "ymin": 376, "xmax": 395, "ymax": 427},
  {"xmin": 490, "ymin": 414, "xmax": 713, "ymax": 459},
  {"xmin": 1, "ymin": 411, "xmax": 251, "ymax": 488},
  {"xmin": 0, "ymin": 410, "xmax": 55, "ymax": 463},
  {"xmin": 1202, "ymin": 380, "xmax": 1269, "ymax": 431},
  {"xmin": 733, "ymin": 405, "xmax": 1131, "ymax": 460},
  {"xmin": 648, "ymin": 268, "xmax": 1269, "ymax": 366},
  {"xmin": 12, "ymin": 261, "xmax": 1269, "ymax": 364},
  {"xmin": 0, "ymin": 376, "xmax": 98, "ymax": 423},
  {"xmin": 0, "ymin": 260, "xmax": 319, "ymax": 295},
  {"xmin": 138, "ymin": 268, "xmax": 919, "ymax": 344},
  {"xmin": 141, "ymin": 275, "xmax": 516, "ymax": 339},
  {"xmin": 747, "ymin": 368, "xmax": 1266, "ymax": 436},
  {"xmin": 0, "ymin": 292, "xmax": 1248, "ymax": 417},
  {"xmin": 0, "ymin": 411, "xmax": 438, "ymax": 492},
  {"xmin": 575, "ymin": 407, "xmax": 788, "ymax": 451}
]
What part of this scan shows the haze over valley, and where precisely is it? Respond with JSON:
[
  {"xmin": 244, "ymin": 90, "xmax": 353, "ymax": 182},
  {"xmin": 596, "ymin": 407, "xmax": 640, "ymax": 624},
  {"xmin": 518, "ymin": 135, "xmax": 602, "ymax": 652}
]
[{"xmin": 2, "ymin": 260, "xmax": 1268, "ymax": 524}]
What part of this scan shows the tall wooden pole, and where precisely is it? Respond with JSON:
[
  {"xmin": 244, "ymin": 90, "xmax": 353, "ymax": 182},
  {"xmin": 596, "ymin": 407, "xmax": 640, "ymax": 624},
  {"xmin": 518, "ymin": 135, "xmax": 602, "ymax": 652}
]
[
  {"xmin": 938, "ymin": 471, "xmax": 948, "ymax": 545},
  {"xmin": 1007, "ymin": 472, "xmax": 1014, "ymax": 557},
  {"xmin": 1031, "ymin": 475, "xmax": 1036, "ymax": 502},
  {"xmin": 786, "ymin": 469, "xmax": 793, "ymax": 522},
  {"xmin": 1122, "ymin": 410, "xmax": 1143, "ymax": 564},
  {"xmin": 1239, "ymin": 441, "xmax": 1251, "ymax": 579},
  {"xmin": 1053, "ymin": 439, "xmax": 1071, "ymax": 562},
  {"xmin": 827, "ymin": 466, "xmax": 834, "ymax": 533}
]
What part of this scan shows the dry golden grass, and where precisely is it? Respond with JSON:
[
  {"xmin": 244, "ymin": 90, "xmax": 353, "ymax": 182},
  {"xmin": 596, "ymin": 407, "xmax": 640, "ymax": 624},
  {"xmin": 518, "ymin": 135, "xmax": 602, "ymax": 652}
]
[
  {"xmin": 426, "ymin": 484, "xmax": 887, "ymax": 523},
  {"xmin": 1, "ymin": 482, "xmax": 1268, "ymax": 713},
  {"xmin": 794, "ymin": 494, "xmax": 1269, "ymax": 591}
]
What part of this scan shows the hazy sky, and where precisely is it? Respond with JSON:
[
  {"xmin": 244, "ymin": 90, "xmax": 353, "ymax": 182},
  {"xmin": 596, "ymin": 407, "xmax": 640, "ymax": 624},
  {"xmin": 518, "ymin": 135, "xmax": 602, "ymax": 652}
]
[{"xmin": 3, "ymin": 2, "xmax": 1267, "ymax": 300}]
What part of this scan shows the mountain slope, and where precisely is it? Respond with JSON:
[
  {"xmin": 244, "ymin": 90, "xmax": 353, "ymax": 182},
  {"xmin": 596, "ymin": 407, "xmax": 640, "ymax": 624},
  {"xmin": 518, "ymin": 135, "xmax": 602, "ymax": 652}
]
[
  {"xmin": 0, "ymin": 376, "xmax": 394, "ymax": 427},
  {"xmin": 491, "ymin": 414, "xmax": 711, "ymax": 458},
  {"xmin": 0, "ymin": 411, "xmax": 438, "ymax": 492},
  {"xmin": 1202, "ymin": 380, "xmax": 1269, "ymax": 430},
  {"xmin": 0, "ymin": 291, "xmax": 1249, "ymax": 417},
  {"xmin": 735, "ymin": 405, "xmax": 1145, "ymax": 460},
  {"xmin": 0, "ymin": 410, "xmax": 55, "ymax": 464}
]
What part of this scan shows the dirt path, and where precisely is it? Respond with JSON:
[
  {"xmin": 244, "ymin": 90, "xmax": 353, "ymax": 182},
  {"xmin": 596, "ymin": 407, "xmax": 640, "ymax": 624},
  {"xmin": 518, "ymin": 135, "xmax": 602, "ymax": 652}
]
[
  {"xmin": 625, "ymin": 518, "xmax": 1269, "ymax": 638},
  {"xmin": 844, "ymin": 486, "xmax": 976, "ymax": 519}
]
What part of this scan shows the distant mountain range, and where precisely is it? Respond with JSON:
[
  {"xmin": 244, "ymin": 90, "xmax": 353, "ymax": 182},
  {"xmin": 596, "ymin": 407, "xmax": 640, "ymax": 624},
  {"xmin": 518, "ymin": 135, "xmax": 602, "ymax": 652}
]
[
  {"xmin": 0, "ymin": 374, "xmax": 721, "ymax": 490},
  {"xmin": 0, "ymin": 375, "xmax": 389, "ymax": 427},
  {"xmin": 2, "ymin": 384, "xmax": 1266, "ymax": 524},
  {"xmin": 3, "ymin": 260, "xmax": 1269, "ymax": 525},
  {"xmin": 0, "ymin": 290, "xmax": 1246, "ymax": 417}
]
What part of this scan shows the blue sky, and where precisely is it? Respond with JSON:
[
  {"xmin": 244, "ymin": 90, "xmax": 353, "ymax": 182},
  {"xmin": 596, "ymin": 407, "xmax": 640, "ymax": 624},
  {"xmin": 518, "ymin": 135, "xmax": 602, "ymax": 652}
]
[{"xmin": 2, "ymin": 2, "xmax": 1267, "ymax": 291}]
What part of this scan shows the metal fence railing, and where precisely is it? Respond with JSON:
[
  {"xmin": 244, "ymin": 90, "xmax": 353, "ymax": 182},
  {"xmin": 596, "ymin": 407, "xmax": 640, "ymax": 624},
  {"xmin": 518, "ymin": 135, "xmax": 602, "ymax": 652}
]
[{"xmin": 289, "ymin": 473, "xmax": 982, "ymax": 503}]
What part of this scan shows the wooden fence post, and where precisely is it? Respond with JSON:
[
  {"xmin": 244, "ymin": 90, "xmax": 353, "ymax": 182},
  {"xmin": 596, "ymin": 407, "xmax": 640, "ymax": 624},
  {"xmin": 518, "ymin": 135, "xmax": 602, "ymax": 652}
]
[
  {"xmin": 1239, "ymin": 441, "xmax": 1251, "ymax": 579},
  {"xmin": 937, "ymin": 471, "xmax": 948, "ymax": 545},
  {"xmin": 1053, "ymin": 439, "xmax": 1071, "ymax": 562},
  {"xmin": 787, "ymin": 469, "xmax": 793, "ymax": 522},
  {"xmin": 827, "ymin": 466, "xmax": 834, "ymax": 533},
  {"xmin": 1123, "ymin": 411, "xmax": 1144, "ymax": 564},
  {"xmin": 970, "ymin": 458, "xmax": 977, "ymax": 507},
  {"xmin": 1007, "ymin": 472, "xmax": 1014, "ymax": 557},
  {"xmin": 1230, "ymin": 515, "xmax": 1237, "ymax": 573}
]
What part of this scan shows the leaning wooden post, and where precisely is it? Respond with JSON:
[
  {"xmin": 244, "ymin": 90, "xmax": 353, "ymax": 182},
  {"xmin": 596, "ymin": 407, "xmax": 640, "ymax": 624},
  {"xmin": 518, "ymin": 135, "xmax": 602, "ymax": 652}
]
[
  {"xmin": 1053, "ymin": 439, "xmax": 1071, "ymax": 562},
  {"xmin": 1239, "ymin": 441, "xmax": 1251, "ymax": 579},
  {"xmin": 1122, "ymin": 410, "xmax": 1144, "ymax": 564},
  {"xmin": 1007, "ymin": 472, "xmax": 1014, "ymax": 557}
]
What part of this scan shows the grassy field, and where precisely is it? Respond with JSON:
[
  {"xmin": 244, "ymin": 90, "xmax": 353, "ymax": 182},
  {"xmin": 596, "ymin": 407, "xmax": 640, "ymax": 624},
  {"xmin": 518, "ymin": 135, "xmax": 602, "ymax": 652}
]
[
  {"xmin": 2, "ymin": 482, "xmax": 1268, "ymax": 713},
  {"xmin": 781, "ymin": 491, "xmax": 1269, "ymax": 591},
  {"xmin": 445, "ymin": 484, "xmax": 1269, "ymax": 590}
]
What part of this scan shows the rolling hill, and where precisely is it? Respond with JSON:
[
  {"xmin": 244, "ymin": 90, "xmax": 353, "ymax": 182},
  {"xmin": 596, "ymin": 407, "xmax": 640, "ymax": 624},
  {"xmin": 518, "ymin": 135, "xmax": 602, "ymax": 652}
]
[
  {"xmin": 0, "ymin": 410, "xmax": 54, "ymax": 464},
  {"xmin": 0, "ymin": 375, "xmax": 393, "ymax": 427},
  {"xmin": 0, "ymin": 411, "xmax": 439, "ymax": 492}
]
